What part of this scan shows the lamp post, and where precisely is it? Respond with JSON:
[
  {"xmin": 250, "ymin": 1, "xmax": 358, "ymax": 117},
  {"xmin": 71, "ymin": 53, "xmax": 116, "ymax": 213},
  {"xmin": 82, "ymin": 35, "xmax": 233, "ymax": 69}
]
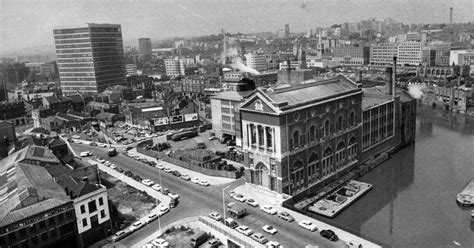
[{"xmin": 222, "ymin": 186, "xmax": 230, "ymax": 224}]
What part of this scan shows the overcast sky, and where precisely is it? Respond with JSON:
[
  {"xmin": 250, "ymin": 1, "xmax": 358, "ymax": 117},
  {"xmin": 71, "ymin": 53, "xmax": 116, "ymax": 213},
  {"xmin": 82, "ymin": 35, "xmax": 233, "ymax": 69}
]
[{"xmin": 1, "ymin": 0, "xmax": 473, "ymax": 54}]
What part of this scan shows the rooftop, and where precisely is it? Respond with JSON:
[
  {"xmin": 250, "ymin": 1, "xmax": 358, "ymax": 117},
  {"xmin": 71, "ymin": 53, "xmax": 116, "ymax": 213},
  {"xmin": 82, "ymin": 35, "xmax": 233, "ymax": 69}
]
[
  {"xmin": 264, "ymin": 75, "xmax": 360, "ymax": 108},
  {"xmin": 362, "ymin": 86, "xmax": 394, "ymax": 109},
  {"xmin": 211, "ymin": 90, "xmax": 254, "ymax": 101}
]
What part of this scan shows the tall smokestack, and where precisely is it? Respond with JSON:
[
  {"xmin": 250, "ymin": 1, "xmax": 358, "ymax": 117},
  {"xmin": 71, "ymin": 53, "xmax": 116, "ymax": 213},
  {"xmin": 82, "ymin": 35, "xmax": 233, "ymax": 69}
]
[
  {"xmin": 392, "ymin": 56, "xmax": 397, "ymax": 99},
  {"xmin": 222, "ymin": 29, "xmax": 226, "ymax": 66},
  {"xmin": 449, "ymin": 7, "xmax": 453, "ymax": 25},
  {"xmin": 385, "ymin": 67, "xmax": 393, "ymax": 96}
]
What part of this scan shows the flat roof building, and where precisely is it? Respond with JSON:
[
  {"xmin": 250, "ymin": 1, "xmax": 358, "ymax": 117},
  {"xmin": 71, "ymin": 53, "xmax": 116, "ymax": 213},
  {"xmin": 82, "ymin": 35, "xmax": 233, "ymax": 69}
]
[{"xmin": 53, "ymin": 23, "xmax": 126, "ymax": 95}]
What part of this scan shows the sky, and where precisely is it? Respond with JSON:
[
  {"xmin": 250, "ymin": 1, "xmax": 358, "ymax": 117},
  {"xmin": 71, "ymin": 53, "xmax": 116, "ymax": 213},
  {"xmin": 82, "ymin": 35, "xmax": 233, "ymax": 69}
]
[{"xmin": 0, "ymin": 0, "xmax": 473, "ymax": 55}]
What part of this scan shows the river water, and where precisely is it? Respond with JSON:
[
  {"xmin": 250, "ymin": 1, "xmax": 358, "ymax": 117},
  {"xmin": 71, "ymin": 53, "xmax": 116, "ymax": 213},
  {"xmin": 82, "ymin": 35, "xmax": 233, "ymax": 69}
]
[{"xmin": 329, "ymin": 104, "xmax": 474, "ymax": 247}]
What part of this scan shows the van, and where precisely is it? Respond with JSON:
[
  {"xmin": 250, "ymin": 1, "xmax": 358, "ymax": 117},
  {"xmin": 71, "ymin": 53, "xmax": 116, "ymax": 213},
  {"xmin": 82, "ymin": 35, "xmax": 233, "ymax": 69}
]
[{"xmin": 190, "ymin": 231, "xmax": 208, "ymax": 247}]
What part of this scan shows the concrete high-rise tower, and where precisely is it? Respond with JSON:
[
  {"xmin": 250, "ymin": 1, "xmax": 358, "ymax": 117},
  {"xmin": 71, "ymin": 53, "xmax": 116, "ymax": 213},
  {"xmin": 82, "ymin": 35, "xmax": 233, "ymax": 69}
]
[
  {"xmin": 53, "ymin": 23, "xmax": 126, "ymax": 95},
  {"xmin": 138, "ymin": 38, "xmax": 152, "ymax": 58},
  {"xmin": 285, "ymin": 24, "xmax": 290, "ymax": 38}
]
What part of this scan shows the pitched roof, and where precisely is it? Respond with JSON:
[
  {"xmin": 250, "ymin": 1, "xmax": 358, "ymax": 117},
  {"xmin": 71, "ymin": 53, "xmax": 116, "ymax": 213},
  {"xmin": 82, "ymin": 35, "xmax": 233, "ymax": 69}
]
[
  {"xmin": 68, "ymin": 94, "xmax": 83, "ymax": 104},
  {"xmin": 0, "ymin": 198, "xmax": 68, "ymax": 226},
  {"xmin": 15, "ymin": 145, "xmax": 61, "ymax": 164},
  {"xmin": 0, "ymin": 156, "xmax": 69, "ymax": 221},
  {"xmin": 263, "ymin": 75, "xmax": 359, "ymax": 108},
  {"xmin": 56, "ymin": 175, "xmax": 99, "ymax": 199}
]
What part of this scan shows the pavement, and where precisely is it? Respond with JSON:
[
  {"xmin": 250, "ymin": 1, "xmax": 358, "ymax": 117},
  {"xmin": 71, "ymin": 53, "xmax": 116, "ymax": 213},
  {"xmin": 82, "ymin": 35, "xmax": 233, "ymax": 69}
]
[
  {"xmin": 127, "ymin": 148, "xmax": 235, "ymax": 185},
  {"xmin": 233, "ymin": 183, "xmax": 381, "ymax": 248}
]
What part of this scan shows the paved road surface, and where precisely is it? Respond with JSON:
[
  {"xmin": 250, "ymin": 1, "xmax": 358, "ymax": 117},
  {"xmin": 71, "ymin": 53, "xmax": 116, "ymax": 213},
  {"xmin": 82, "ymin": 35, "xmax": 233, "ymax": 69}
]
[{"xmin": 72, "ymin": 144, "xmax": 345, "ymax": 248}]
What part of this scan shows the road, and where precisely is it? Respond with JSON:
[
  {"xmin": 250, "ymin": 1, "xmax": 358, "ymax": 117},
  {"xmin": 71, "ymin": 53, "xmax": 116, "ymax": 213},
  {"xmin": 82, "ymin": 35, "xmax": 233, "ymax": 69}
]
[{"xmin": 72, "ymin": 143, "xmax": 345, "ymax": 248}]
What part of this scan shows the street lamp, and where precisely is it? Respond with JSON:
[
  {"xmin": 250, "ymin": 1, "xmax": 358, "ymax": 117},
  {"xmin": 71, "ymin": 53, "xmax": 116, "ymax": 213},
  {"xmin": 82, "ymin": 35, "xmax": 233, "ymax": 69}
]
[{"xmin": 222, "ymin": 186, "xmax": 230, "ymax": 224}]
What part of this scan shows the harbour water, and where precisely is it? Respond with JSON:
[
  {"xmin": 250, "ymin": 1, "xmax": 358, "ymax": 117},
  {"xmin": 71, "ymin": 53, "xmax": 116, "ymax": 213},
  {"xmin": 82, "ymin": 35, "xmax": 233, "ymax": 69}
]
[{"xmin": 328, "ymin": 104, "xmax": 474, "ymax": 247}]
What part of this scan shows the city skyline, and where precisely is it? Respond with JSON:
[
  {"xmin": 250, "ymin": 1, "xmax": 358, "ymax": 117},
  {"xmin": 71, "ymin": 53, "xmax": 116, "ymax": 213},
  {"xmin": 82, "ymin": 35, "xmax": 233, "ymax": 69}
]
[{"xmin": 1, "ymin": 0, "xmax": 473, "ymax": 55}]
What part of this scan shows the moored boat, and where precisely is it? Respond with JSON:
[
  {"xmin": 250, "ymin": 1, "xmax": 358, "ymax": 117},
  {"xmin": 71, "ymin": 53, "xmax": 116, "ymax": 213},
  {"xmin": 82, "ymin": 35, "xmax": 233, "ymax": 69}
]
[{"xmin": 456, "ymin": 179, "xmax": 474, "ymax": 206}]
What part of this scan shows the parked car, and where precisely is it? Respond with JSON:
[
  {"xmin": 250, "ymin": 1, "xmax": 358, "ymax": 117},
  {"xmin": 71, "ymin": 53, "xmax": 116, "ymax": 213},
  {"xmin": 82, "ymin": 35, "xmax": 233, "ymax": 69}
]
[
  {"xmin": 109, "ymin": 164, "xmax": 117, "ymax": 170},
  {"xmin": 129, "ymin": 221, "xmax": 145, "ymax": 232},
  {"xmin": 208, "ymin": 212, "xmax": 223, "ymax": 221},
  {"xmin": 171, "ymin": 170, "xmax": 181, "ymax": 177},
  {"xmin": 104, "ymin": 161, "xmax": 111, "ymax": 166},
  {"xmin": 251, "ymin": 233, "xmax": 268, "ymax": 244},
  {"xmin": 246, "ymin": 199, "xmax": 259, "ymax": 207},
  {"xmin": 163, "ymin": 167, "xmax": 172, "ymax": 173},
  {"xmin": 260, "ymin": 205, "xmax": 277, "ymax": 215},
  {"xmin": 277, "ymin": 211, "xmax": 295, "ymax": 222},
  {"xmin": 266, "ymin": 241, "xmax": 282, "ymax": 248},
  {"xmin": 208, "ymin": 238, "xmax": 221, "ymax": 248},
  {"xmin": 224, "ymin": 217, "xmax": 238, "ymax": 228},
  {"xmin": 198, "ymin": 180, "xmax": 210, "ymax": 186},
  {"xmin": 96, "ymin": 158, "xmax": 106, "ymax": 163},
  {"xmin": 233, "ymin": 194, "xmax": 246, "ymax": 202},
  {"xmin": 159, "ymin": 205, "xmax": 170, "ymax": 215},
  {"xmin": 155, "ymin": 163, "xmax": 165, "ymax": 170},
  {"xmin": 298, "ymin": 220, "xmax": 318, "ymax": 232},
  {"xmin": 262, "ymin": 225, "xmax": 278, "ymax": 235},
  {"xmin": 161, "ymin": 188, "xmax": 170, "ymax": 195},
  {"xmin": 108, "ymin": 230, "xmax": 131, "ymax": 243},
  {"xmin": 191, "ymin": 177, "xmax": 200, "ymax": 184},
  {"xmin": 236, "ymin": 225, "xmax": 253, "ymax": 236},
  {"xmin": 116, "ymin": 167, "xmax": 124, "ymax": 173},
  {"xmin": 168, "ymin": 192, "xmax": 179, "ymax": 200},
  {"xmin": 80, "ymin": 151, "xmax": 92, "ymax": 157},
  {"xmin": 151, "ymin": 238, "xmax": 169, "ymax": 247},
  {"xmin": 181, "ymin": 174, "xmax": 190, "ymax": 181},
  {"xmin": 320, "ymin": 229, "xmax": 339, "ymax": 242},
  {"xmin": 152, "ymin": 184, "xmax": 162, "ymax": 191},
  {"xmin": 144, "ymin": 213, "xmax": 158, "ymax": 224},
  {"xmin": 141, "ymin": 179, "xmax": 154, "ymax": 186},
  {"xmin": 89, "ymin": 142, "xmax": 98, "ymax": 146}
]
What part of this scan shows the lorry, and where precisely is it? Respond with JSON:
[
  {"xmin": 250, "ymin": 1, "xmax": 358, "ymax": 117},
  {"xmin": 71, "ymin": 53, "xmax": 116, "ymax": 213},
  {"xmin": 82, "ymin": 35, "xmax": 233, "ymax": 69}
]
[{"xmin": 227, "ymin": 203, "xmax": 247, "ymax": 218}]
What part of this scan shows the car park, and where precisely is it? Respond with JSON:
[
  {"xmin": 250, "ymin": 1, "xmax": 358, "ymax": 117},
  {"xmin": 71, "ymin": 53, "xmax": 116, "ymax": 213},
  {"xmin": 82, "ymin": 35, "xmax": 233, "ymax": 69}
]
[
  {"xmin": 191, "ymin": 177, "xmax": 200, "ymax": 184},
  {"xmin": 298, "ymin": 220, "xmax": 318, "ymax": 232},
  {"xmin": 198, "ymin": 180, "xmax": 210, "ymax": 186},
  {"xmin": 144, "ymin": 213, "xmax": 158, "ymax": 224},
  {"xmin": 320, "ymin": 229, "xmax": 339, "ymax": 242},
  {"xmin": 152, "ymin": 184, "xmax": 162, "ymax": 191},
  {"xmin": 236, "ymin": 225, "xmax": 253, "ymax": 236},
  {"xmin": 141, "ymin": 179, "xmax": 154, "ymax": 186},
  {"xmin": 181, "ymin": 174, "xmax": 190, "ymax": 181},
  {"xmin": 262, "ymin": 225, "xmax": 277, "ymax": 235},
  {"xmin": 277, "ymin": 211, "xmax": 295, "ymax": 222},
  {"xmin": 129, "ymin": 221, "xmax": 145, "ymax": 231},
  {"xmin": 246, "ymin": 199, "xmax": 259, "ymax": 207},
  {"xmin": 251, "ymin": 233, "xmax": 268, "ymax": 244},
  {"xmin": 151, "ymin": 238, "xmax": 169, "ymax": 247},
  {"xmin": 233, "ymin": 194, "xmax": 246, "ymax": 202},
  {"xmin": 260, "ymin": 205, "xmax": 277, "ymax": 215},
  {"xmin": 80, "ymin": 151, "xmax": 92, "ymax": 157},
  {"xmin": 208, "ymin": 212, "xmax": 223, "ymax": 221}
]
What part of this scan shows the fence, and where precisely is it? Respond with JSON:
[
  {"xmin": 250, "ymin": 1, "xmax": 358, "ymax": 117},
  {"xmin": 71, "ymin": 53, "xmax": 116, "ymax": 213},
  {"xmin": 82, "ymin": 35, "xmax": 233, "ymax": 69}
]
[{"xmin": 136, "ymin": 147, "xmax": 242, "ymax": 179}]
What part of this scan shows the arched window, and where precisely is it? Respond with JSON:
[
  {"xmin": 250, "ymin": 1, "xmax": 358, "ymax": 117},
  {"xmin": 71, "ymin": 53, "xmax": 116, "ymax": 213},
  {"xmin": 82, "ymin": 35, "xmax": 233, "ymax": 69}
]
[
  {"xmin": 309, "ymin": 153, "xmax": 319, "ymax": 164},
  {"xmin": 309, "ymin": 125, "xmax": 315, "ymax": 142},
  {"xmin": 337, "ymin": 141, "xmax": 345, "ymax": 150},
  {"xmin": 324, "ymin": 120, "xmax": 330, "ymax": 136},
  {"xmin": 349, "ymin": 136, "xmax": 357, "ymax": 145},
  {"xmin": 293, "ymin": 131, "xmax": 299, "ymax": 147},
  {"xmin": 323, "ymin": 147, "xmax": 332, "ymax": 157}
]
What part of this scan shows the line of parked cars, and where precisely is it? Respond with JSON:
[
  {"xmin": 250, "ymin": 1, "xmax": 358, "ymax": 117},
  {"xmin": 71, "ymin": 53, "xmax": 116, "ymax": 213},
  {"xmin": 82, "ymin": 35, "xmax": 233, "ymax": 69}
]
[
  {"xmin": 228, "ymin": 191, "xmax": 341, "ymax": 244},
  {"xmin": 207, "ymin": 211, "xmax": 281, "ymax": 247}
]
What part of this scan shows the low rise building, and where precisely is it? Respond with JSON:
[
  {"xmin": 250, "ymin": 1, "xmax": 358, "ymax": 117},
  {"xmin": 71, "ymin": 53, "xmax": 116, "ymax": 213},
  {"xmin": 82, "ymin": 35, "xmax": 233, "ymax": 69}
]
[
  {"xmin": 397, "ymin": 41, "xmax": 422, "ymax": 66},
  {"xmin": 370, "ymin": 43, "xmax": 398, "ymax": 66},
  {"xmin": 0, "ymin": 101, "xmax": 27, "ymax": 126}
]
